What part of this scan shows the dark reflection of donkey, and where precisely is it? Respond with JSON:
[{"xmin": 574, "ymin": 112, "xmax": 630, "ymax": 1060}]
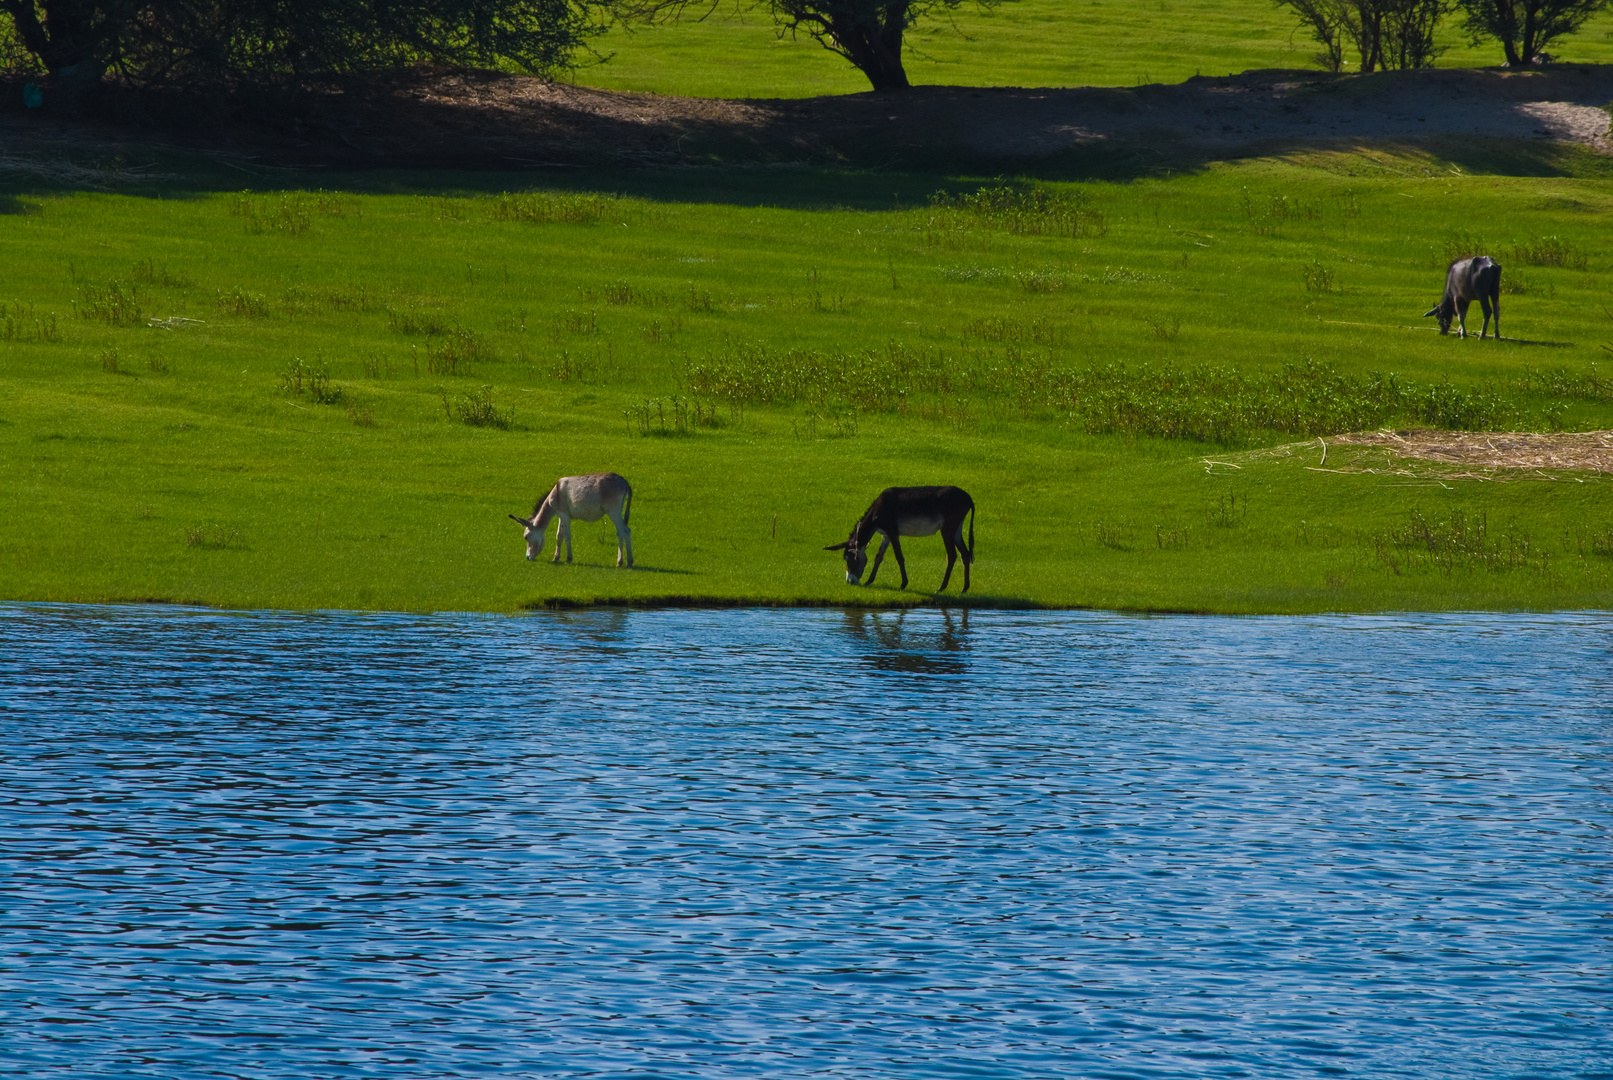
[
  {"xmin": 840, "ymin": 608, "xmax": 970, "ymax": 675},
  {"xmin": 825, "ymin": 486, "xmax": 975, "ymax": 592},
  {"xmin": 1425, "ymin": 255, "xmax": 1502, "ymax": 339}
]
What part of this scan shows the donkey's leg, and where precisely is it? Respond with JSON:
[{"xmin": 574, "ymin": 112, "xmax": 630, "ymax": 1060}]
[
  {"xmin": 888, "ymin": 535, "xmax": 909, "ymax": 590},
  {"xmin": 551, "ymin": 518, "xmax": 565, "ymax": 563},
  {"xmin": 1492, "ymin": 290, "xmax": 1501, "ymax": 340},
  {"xmin": 1456, "ymin": 298, "xmax": 1470, "ymax": 338},
  {"xmin": 1478, "ymin": 295, "xmax": 1495, "ymax": 339},
  {"xmin": 609, "ymin": 511, "xmax": 632, "ymax": 567},
  {"xmin": 956, "ymin": 522, "xmax": 972, "ymax": 593},
  {"xmin": 562, "ymin": 517, "xmax": 575, "ymax": 564},
  {"xmin": 867, "ymin": 534, "xmax": 892, "ymax": 586},
  {"xmin": 939, "ymin": 536, "xmax": 957, "ymax": 592}
]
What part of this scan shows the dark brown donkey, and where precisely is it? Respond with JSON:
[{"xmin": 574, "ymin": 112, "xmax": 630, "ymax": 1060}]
[
  {"xmin": 1424, "ymin": 255, "xmax": 1502, "ymax": 339},
  {"xmin": 826, "ymin": 486, "xmax": 975, "ymax": 592}
]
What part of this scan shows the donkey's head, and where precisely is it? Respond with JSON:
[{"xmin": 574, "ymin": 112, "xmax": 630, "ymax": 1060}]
[
  {"xmin": 1423, "ymin": 298, "xmax": 1456, "ymax": 335},
  {"xmin": 509, "ymin": 514, "xmax": 542, "ymax": 561},
  {"xmin": 824, "ymin": 536, "xmax": 868, "ymax": 585}
]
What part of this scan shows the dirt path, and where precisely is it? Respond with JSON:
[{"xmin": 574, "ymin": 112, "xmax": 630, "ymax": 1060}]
[{"xmin": 3, "ymin": 63, "xmax": 1611, "ymax": 174}]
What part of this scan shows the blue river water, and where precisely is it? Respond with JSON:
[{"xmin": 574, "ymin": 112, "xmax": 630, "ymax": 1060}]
[{"xmin": 1, "ymin": 604, "xmax": 1609, "ymax": 1079}]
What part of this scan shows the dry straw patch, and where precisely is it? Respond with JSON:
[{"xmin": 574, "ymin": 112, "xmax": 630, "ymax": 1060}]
[{"xmin": 1219, "ymin": 429, "xmax": 1613, "ymax": 484}]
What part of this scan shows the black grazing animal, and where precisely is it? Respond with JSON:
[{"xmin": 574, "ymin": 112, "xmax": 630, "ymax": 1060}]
[
  {"xmin": 826, "ymin": 486, "xmax": 975, "ymax": 593},
  {"xmin": 1424, "ymin": 255, "xmax": 1502, "ymax": 339}
]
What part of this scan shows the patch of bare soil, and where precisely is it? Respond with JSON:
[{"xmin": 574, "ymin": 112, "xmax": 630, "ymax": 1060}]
[
  {"xmin": 1237, "ymin": 430, "xmax": 1613, "ymax": 484},
  {"xmin": 2, "ymin": 63, "xmax": 1611, "ymax": 173}
]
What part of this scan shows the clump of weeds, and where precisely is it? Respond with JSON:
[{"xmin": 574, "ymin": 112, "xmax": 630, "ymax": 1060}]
[
  {"xmin": 1093, "ymin": 519, "xmax": 1135, "ymax": 550},
  {"xmin": 2, "ymin": 302, "xmax": 61, "ymax": 342},
  {"xmin": 1300, "ymin": 261, "xmax": 1335, "ymax": 293},
  {"xmin": 426, "ymin": 327, "xmax": 488, "ymax": 375},
  {"xmin": 388, "ymin": 305, "xmax": 452, "ymax": 337},
  {"xmin": 1209, "ymin": 491, "xmax": 1247, "ymax": 528},
  {"xmin": 1013, "ymin": 268, "xmax": 1067, "ymax": 294},
  {"xmin": 74, "ymin": 282, "xmax": 142, "ymax": 326},
  {"xmin": 451, "ymin": 385, "xmax": 511, "ymax": 428},
  {"xmin": 216, "ymin": 288, "xmax": 270, "ymax": 319},
  {"xmin": 363, "ymin": 352, "xmax": 396, "ymax": 378},
  {"xmin": 99, "ymin": 348, "xmax": 120, "ymax": 373},
  {"xmin": 346, "ymin": 398, "xmax": 376, "ymax": 427},
  {"xmin": 486, "ymin": 191, "xmax": 618, "ymax": 225},
  {"xmin": 1371, "ymin": 509, "xmax": 1538, "ymax": 575},
  {"xmin": 131, "ymin": 259, "xmax": 192, "ymax": 288},
  {"xmin": 1511, "ymin": 236, "xmax": 1587, "ymax": 270},
  {"xmin": 185, "ymin": 524, "xmax": 245, "ymax": 550},
  {"xmin": 280, "ymin": 356, "xmax": 343, "ymax": 404},
  {"xmin": 929, "ymin": 182, "xmax": 1107, "ymax": 238},
  {"xmin": 625, "ymin": 395, "xmax": 721, "ymax": 436},
  {"xmin": 1145, "ymin": 314, "xmax": 1182, "ymax": 340}
]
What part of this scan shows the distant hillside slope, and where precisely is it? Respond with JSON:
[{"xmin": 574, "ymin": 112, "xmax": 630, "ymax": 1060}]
[{"xmin": 573, "ymin": 0, "xmax": 1613, "ymax": 99}]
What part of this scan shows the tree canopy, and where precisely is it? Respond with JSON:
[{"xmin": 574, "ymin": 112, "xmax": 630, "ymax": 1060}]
[
  {"xmin": 0, "ymin": 0, "xmax": 601, "ymax": 88},
  {"xmin": 1454, "ymin": 0, "xmax": 1609, "ymax": 65}
]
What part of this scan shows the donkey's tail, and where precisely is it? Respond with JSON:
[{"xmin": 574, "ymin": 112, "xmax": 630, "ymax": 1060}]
[
  {"xmin": 967, "ymin": 501, "xmax": 976, "ymax": 557},
  {"xmin": 622, "ymin": 479, "xmax": 632, "ymax": 526}
]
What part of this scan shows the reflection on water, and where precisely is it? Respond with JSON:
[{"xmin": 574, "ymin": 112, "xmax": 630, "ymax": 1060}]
[
  {"xmin": 1, "ymin": 604, "xmax": 1611, "ymax": 1080},
  {"xmin": 838, "ymin": 608, "xmax": 972, "ymax": 674}
]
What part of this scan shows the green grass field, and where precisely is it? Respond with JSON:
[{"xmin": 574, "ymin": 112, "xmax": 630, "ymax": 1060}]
[
  {"xmin": 3, "ymin": 139, "xmax": 1613, "ymax": 613},
  {"xmin": 575, "ymin": 0, "xmax": 1613, "ymax": 98}
]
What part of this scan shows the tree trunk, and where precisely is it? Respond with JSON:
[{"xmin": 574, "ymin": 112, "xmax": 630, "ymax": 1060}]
[
  {"xmin": 1498, "ymin": 0, "xmax": 1526, "ymax": 64},
  {"xmin": 1518, "ymin": 0, "xmax": 1540, "ymax": 61},
  {"xmin": 833, "ymin": 10, "xmax": 909, "ymax": 90}
]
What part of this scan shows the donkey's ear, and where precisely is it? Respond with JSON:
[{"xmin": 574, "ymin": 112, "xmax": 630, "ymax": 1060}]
[
  {"xmin": 1422, "ymin": 306, "xmax": 1439, "ymax": 318},
  {"xmin": 824, "ymin": 541, "xmax": 849, "ymax": 551},
  {"xmin": 509, "ymin": 514, "xmax": 530, "ymax": 526}
]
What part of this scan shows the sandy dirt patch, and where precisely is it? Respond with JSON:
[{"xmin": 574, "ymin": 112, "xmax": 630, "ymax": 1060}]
[{"xmin": 1232, "ymin": 430, "xmax": 1613, "ymax": 484}]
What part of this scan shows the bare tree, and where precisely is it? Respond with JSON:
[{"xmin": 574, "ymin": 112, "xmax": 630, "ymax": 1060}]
[{"xmin": 1454, "ymin": 0, "xmax": 1609, "ymax": 65}]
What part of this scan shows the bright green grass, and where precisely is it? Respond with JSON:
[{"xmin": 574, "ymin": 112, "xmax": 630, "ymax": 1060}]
[
  {"xmin": 3, "ymin": 147, "xmax": 1613, "ymax": 613},
  {"xmin": 575, "ymin": 0, "xmax": 1613, "ymax": 98}
]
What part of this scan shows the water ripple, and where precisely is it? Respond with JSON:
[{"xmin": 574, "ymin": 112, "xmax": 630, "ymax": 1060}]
[{"xmin": 1, "ymin": 605, "xmax": 1610, "ymax": 1079}]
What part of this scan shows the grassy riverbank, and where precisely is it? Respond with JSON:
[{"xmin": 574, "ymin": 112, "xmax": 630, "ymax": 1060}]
[{"xmin": 3, "ymin": 147, "xmax": 1613, "ymax": 612}]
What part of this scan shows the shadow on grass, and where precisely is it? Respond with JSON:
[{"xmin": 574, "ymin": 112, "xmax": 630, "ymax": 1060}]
[
  {"xmin": 6, "ymin": 65, "xmax": 1612, "ymax": 207},
  {"xmin": 1499, "ymin": 338, "xmax": 1577, "ymax": 349}
]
